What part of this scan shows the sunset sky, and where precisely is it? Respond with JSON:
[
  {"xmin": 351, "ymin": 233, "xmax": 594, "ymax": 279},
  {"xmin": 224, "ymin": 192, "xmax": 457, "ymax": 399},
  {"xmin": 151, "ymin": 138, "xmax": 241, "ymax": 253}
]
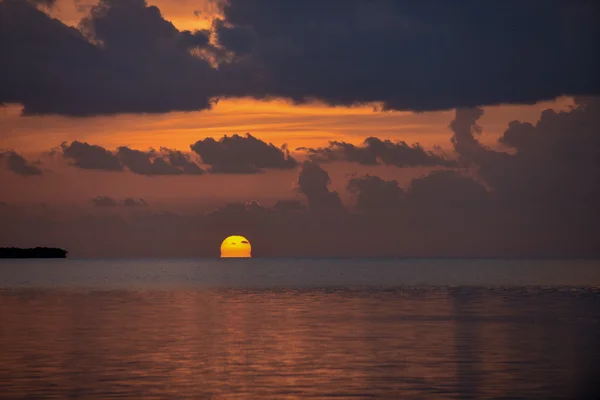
[{"xmin": 1, "ymin": 0, "xmax": 599, "ymax": 257}]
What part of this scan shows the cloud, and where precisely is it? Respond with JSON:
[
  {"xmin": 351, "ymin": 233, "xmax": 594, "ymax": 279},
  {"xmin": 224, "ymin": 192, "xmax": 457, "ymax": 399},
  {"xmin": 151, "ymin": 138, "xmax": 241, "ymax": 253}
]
[
  {"xmin": 217, "ymin": 0, "xmax": 600, "ymax": 111},
  {"xmin": 91, "ymin": 196, "xmax": 118, "ymax": 207},
  {"xmin": 273, "ymin": 199, "xmax": 305, "ymax": 213},
  {"xmin": 347, "ymin": 175, "xmax": 404, "ymax": 213},
  {"xmin": 28, "ymin": 0, "xmax": 56, "ymax": 7},
  {"xmin": 60, "ymin": 141, "xmax": 123, "ymax": 171},
  {"xmin": 58, "ymin": 141, "xmax": 203, "ymax": 175},
  {"xmin": 0, "ymin": 0, "xmax": 217, "ymax": 115},
  {"xmin": 124, "ymin": 198, "xmax": 148, "ymax": 207},
  {"xmin": 451, "ymin": 98, "xmax": 600, "ymax": 209},
  {"xmin": 190, "ymin": 133, "xmax": 297, "ymax": 174},
  {"xmin": 116, "ymin": 147, "xmax": 184, "ymax": 176},
  {"xmin": 406, "ymin": 171, "xmax": 489, "ymax": 209},
  {"xmin": 2, "ymin": 0, "xmax": 599, "ymax": 115},
  {"xmin": 160, "ymin": 148, "xmax": 204, "ymax": 175},
  {"xmin": 299, "ymin": 137, "xmax": 456, "ymax": 168},
  {"xmin": 297, "ymin": 161, "xmax": 343, "ymax": 212},
  {"xmin": 448, "ymin": 97, "xmax": 600, "ymax": 247},
  {"xmin": 213, "ymin": 18, "xmax": 256, "ymax": 56},
  {"xmin": 449, "ymin": 108, "xmax": 510, "ymax": 170},
  {"xmin": 0, "ymin": 151, "xmax": 43, "ymax": 176},
  {"xmin": 93, "ymin": 196, "xmax": 149, "ymax": 207}
]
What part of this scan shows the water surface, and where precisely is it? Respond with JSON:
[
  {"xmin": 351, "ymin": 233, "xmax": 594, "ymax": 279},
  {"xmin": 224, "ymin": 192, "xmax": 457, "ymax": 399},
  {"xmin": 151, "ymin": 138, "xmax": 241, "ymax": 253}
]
[{"xmin": 1, "ymin": 259, "xmax": 599, "ymax": 399}]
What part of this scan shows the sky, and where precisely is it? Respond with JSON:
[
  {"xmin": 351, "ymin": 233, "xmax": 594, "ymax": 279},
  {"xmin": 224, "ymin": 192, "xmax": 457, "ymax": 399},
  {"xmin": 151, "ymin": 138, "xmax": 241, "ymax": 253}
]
[{"xmin": 1, "ymin": 0, "xmax": 599, "ymax": 257}]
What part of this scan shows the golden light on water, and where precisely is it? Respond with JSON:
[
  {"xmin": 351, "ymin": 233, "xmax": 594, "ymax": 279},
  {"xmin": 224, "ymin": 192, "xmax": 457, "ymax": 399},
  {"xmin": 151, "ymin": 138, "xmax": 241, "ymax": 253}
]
[{"xmin": 220, "ymin": 235, "xmax": 252, "ymax": 258}]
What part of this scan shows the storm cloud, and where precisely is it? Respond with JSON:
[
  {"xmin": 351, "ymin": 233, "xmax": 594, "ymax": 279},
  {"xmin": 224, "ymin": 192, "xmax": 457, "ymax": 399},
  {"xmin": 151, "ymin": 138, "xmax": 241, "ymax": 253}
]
[
  {"xmin": 0, "ymin": 0, "xmax": 217, "ymax": 115},
  {"xmin": 217, "ymin": 0, "xmax": 600, "ymax": 110},
  {"xmin": 2, "ymin": 0, "xmax": 599, "ymax": 115}
]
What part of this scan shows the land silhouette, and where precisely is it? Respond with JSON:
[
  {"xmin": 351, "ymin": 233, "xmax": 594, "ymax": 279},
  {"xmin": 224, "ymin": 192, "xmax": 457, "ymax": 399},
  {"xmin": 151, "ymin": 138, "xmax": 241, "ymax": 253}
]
[{"xmin": 0, "ymin": 247, "xmax": 68, "ymax": 258}]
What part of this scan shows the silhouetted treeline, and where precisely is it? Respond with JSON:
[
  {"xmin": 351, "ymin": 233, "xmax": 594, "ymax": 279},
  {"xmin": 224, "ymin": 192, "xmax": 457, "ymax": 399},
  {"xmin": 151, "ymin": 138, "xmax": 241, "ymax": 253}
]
[{"xmin": 0, "ymin": 247, "xmax": 67, "ymax": 258}]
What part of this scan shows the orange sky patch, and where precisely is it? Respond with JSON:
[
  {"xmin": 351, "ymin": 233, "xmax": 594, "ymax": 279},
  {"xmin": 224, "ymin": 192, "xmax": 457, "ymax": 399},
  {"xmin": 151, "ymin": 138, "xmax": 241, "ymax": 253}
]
[
  {"xmin": 45, "ymin": 0, "xmax": 220, "ymax": 31},
  {"xmin": 0, "ymin": 97, "xmax": 575, "ymax": 157}
]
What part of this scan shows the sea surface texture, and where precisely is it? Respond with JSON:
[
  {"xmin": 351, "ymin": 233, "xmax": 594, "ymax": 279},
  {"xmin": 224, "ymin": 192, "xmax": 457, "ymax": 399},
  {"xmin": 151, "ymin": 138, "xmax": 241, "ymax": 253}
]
[{"xmin": 1, "ymin": 258, "xmax": 599, "ymax": 399}]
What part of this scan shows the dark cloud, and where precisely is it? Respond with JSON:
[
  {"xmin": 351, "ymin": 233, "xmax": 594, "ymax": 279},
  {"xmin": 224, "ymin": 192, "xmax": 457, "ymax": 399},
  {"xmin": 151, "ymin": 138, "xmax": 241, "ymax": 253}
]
[
  {"xmin": 450, "ymin": 108, "xmax": 511, "ymax": 171},
  {"xmin": 218, "ymin": 0, "xmax": 600, "ymax": 111},
  {"xmin": 406, "ymin": 171, "xmax": 489, "ymax": 211},
  {"xmin": 213, "ymin": 19, "xmax": 257, "ymax": 56},
  {"xmin": 451, "ymin": 98, "xmax": 600, "ymax": 210},
  {"xmin": 124, "ymin": 198, "xmax": 148, "ymax": 207},
  {"xmin": 91, "ymin": 196, "xmax": 118, "ymax": 207},
  {"xmin": 0, "ymin": 0, "xmax": 217, "ymax": 115},
  {"xmin": 0, "ymin": 151, "xmax": 43, "ymax": 176},
  {"xmin": 2, "ymin": 0, "xmax": 599, "ymax": 115},
  {"xmin": 4, "ymin": 138, "xmax": 600, "ymax": 257},
  {"xmin": 448, "ymin": 98, "xmax": 600, "ymax": 254},
  {"xmin": 93, "ymin": 196, "xmax": 149, "ymax": 207},
  {"xmin": 299, "ymin": 137, "xmax": 456, "ymax": 167},
  {"xmin": 207, "ymin": 201, "xmax": 269, "ymax": 220},
  {"xmin": 60, "ymin": 141, "xmax": 123, "ymax": 171},
  {"xmin": 116, "ymin": 147, "xmax": 183, "ymax": 176},
  {"xmin": 58, "ymin": 141, "xmax": 203, "ymax": 176},
  {"xmin": 28, "ymin": 0, "xmax": 56, "ymax": 7},
  {"xmin": 347, "ymin": 175, "xmax": 404, "ymax": 213},
  {"xmin": 273, "ymin": 199, "xmax": 305, "ymax": 213},
  {"xmin": 160, "ymin": 148, "xmax": 205, "ymax": 175},
  {"xmin": 297, "ymin": 161, "xmax": 343, "ymax": 213},
  {"xmin": 190, "ymin": 133, "xmax": 297, "ymax": 174}
]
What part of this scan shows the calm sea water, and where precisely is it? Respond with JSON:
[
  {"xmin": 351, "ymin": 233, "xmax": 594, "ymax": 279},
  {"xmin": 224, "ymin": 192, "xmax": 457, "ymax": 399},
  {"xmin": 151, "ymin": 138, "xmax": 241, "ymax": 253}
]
[{"xmin": 1, "ymin": 258, "xmax": 599, "ymax": 399}]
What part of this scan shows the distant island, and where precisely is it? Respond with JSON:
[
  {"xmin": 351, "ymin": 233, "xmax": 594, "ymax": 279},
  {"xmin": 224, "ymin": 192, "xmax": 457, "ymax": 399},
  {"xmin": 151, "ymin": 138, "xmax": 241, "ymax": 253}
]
[{"xmin": 0, "ymin": 247, "xmax": 68, "ymax": 259}]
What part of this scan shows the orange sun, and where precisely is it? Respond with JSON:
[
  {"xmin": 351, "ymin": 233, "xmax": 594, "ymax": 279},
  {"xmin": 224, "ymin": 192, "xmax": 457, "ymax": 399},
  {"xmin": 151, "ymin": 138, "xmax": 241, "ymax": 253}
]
[{"xmin": 220, "ymin": 235, "xmax": 252, "ymax": 258}]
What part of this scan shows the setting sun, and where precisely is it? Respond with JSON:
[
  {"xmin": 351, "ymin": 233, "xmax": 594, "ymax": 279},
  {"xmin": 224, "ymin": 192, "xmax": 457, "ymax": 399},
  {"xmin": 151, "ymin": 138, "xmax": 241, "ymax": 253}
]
[{"xmin": 220, "ymin": 235, "xmax": 252, "ymax": 258}]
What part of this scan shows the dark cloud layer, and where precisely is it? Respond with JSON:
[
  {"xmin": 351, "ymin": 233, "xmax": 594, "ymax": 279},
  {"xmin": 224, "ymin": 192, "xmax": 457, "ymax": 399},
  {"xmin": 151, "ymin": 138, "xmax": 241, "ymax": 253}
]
[
  {"xmin": 191, "ymin": 133, "xmax": 297, "ymax": 174},
  {"xmin": 1, "ymin": 0, "xmax": 599, "ymax": 115},
  {"xmin": 218, "ymin": 0, "xmax": 600, "ymax": 111},
  {"xmin": 299, "ymin": 138, "xmax": 455, "ymax": 168},
  {"xmin": 0, "ymin": 151, "xmax": 42, "ymax": 176}
]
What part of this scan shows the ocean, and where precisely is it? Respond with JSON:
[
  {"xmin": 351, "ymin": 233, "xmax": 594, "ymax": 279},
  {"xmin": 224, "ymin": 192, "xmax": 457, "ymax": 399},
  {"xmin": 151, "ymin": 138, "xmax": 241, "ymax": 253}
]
[{"xmin": 1, "ymin": 258, "xmax": 599, "ymax": 399}]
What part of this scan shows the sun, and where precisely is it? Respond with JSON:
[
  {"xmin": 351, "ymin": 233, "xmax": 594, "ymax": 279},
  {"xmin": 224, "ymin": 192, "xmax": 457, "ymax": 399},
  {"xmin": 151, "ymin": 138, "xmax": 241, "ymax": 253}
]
[{"xmin": 220, "ymin": 235, "xmax": 252, "ymax": 258}]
